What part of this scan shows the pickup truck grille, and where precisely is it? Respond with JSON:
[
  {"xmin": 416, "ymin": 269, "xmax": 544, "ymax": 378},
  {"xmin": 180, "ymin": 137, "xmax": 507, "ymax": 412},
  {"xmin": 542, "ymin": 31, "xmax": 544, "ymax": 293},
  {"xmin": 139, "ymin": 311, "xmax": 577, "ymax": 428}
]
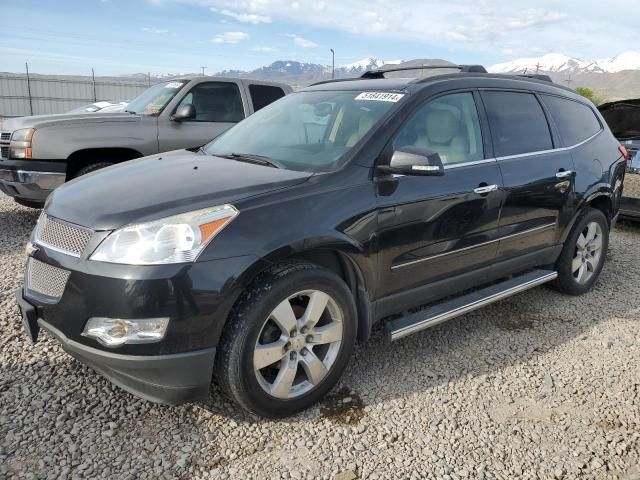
[
  {"xmin": 0, "ymin": 131, "xmax": 10, "ymax": 159},
  {"xmin": 34, "ymin": 213, "xmax": 93, "ymax": 257}
]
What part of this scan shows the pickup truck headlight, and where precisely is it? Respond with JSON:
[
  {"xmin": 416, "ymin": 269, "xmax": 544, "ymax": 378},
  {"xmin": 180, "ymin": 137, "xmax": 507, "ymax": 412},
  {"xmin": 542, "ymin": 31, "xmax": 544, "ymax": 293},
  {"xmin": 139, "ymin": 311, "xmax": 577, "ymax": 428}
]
[
  {"xmin": 10, "ymin": 128, "xmax": 35, "ymax": 159},
  {"xmin": 91, "ymin": 205, "xmax": 238, "ymax": 265}
]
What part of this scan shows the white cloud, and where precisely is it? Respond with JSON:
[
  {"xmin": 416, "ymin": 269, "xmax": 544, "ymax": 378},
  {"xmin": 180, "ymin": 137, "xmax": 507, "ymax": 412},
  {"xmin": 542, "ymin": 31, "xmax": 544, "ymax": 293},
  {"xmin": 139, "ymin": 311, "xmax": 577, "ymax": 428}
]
[
  {"xmin": 213, "ymin": 8, "xmax": 272, "ymax": 24},
  {"xmin": 252, "ymin": 46, "xmax": 280, "ymax": 53},
  {"xmin": 212, "ymin": 31, "xmax": 249, "ymax": 44},
  {"xmin": 160, "ymin": 1, "xmax": 639, "ymax": 60},
  {"xmin": 142, "ymin": 27, "xmax": 168, "ymax": 34},
  {"xmin": 285, "ymin": 34, "xmax": 318, "ymax": 48}
]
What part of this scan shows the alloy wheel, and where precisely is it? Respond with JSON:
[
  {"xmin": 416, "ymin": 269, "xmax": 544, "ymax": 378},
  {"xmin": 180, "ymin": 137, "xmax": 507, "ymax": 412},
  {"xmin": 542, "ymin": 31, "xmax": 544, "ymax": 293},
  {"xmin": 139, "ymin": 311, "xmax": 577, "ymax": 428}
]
[
  {"xmin": 253, "ymin": 290, "xmax": 344, "ymax": 399},
  {"xmin": 572, "ymin": 221, "xmax": 603, "ymax": 285}
]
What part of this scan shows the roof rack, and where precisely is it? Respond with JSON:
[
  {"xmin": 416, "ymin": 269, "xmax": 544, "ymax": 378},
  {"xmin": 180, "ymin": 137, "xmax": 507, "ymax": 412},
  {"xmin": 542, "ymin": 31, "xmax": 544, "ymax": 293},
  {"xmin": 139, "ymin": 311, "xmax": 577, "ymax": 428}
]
[
  {"xmin": 516, "ymin": 74, "xmax": 553, "ymax": 83},
  {"xmin": 360, "ymin": 64, "xmax": 486, "ymax": 79}
]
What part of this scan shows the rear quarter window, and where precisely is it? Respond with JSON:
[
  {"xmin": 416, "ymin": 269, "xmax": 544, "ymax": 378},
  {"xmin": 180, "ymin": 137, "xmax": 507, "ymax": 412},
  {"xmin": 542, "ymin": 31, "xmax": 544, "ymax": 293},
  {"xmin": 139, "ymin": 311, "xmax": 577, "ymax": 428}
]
[
  {"xmin": 249, "ymin": 84, "xmax": 286, "ymax": 112},
  {"xmin": 541, "ymin": 95, "xmax": 602, "ymax": 146},
  {"xmin": 482, "ymin": 91, "xmax": 553, "ymax": 157}
]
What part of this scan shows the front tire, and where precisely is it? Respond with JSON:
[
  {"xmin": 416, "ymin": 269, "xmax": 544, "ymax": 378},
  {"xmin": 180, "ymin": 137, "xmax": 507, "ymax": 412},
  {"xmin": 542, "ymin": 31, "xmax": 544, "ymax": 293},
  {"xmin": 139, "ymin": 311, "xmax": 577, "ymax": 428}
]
[
  {"xmin": 73, "ymin": 162, "xmax": 114, "ymax": 179},
  {"xmin": 215, "ymin": 261, "xmax": 357, "ymax": 417},
  {"xmin": 552, "ymin": 207, "xmax": 609, "ymax": 295}
]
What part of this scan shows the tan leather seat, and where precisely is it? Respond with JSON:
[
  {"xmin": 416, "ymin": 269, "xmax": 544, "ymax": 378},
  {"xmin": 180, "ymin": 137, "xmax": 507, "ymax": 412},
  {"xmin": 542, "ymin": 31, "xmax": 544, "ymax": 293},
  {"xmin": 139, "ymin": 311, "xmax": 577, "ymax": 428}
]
[
  {"xmin": 415, "ymin": 109, "xmax": 468, "ymax": 164},
  {"xmin": 346, "ymin": 116, "xmax": 375, "ymax": 147}
]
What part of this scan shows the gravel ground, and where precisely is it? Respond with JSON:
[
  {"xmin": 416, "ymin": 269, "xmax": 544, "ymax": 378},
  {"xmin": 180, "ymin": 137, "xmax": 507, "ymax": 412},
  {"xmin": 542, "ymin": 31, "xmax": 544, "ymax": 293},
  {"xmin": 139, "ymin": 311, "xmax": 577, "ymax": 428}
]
[{"xmin": 1, "ymin": 192, "xmax": 639, "ymax": 480}]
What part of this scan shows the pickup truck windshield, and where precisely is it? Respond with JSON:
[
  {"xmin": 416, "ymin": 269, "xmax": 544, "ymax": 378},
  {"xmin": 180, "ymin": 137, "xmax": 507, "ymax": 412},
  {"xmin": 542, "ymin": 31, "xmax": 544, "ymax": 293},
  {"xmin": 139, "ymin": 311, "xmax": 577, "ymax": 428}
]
[
  {"xmin": 125, "ymin": 80, "xmax": 188, "ymax": 116},
  {"xmin": 204, "ymin": 90, "xmax": 404, "ymax": 172}
]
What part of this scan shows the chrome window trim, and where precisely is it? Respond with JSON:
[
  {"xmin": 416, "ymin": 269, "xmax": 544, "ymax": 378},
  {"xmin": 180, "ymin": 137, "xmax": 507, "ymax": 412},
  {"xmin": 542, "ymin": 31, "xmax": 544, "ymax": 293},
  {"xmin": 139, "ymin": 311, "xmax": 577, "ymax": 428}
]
[
  {"xmin": 495, "ymin": 129, "xmax": 603, "ymax": 161},
  {"xmin": 391, "ymin": 223, "xmax": 556, "ymax": 270},
  {"xmin": 444, "ymin": 158, "xmax": 497, "ymax": 170}
]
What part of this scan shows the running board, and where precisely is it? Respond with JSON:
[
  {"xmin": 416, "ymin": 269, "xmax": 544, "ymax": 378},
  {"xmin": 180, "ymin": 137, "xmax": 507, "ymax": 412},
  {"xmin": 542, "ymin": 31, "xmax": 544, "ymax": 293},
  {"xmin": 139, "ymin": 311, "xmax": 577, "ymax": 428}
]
[{"xmin": 387, "ymin": 270, "xmax": 558, "ymax": 341}]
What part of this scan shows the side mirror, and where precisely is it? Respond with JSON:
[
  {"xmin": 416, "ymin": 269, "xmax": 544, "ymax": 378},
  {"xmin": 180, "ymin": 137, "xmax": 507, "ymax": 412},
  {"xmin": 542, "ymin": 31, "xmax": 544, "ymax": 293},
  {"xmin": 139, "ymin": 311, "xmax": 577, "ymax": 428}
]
[
  {"xmin": 172, "ymin": 104, "xmax": 196, "ymax": 121},
  {"xmin": 378, "ymin": 147, "xmax": 445, "ymax": 176}
]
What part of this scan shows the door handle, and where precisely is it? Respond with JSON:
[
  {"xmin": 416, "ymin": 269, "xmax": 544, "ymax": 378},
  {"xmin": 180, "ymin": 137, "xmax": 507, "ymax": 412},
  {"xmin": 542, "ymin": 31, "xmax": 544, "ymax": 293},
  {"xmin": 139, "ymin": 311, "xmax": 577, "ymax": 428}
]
[
  {"xmin": 474, "ymin": 184, "xmax": 498, "ymax": 194},
  {"xmin": 556, "ymin": 170, "xmax": 574, "ymax": 178}
]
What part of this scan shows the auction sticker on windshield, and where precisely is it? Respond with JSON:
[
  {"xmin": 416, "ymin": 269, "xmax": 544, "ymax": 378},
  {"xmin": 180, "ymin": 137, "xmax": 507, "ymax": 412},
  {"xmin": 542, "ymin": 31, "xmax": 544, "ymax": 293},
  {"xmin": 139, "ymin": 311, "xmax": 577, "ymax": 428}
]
[
  {"xmin": 355, "ymin": 92, "xmax": 405, "ymax": 102},
  {"xmin": 165, "ymin": 82, "xmax": 184, "ymax": 89}
]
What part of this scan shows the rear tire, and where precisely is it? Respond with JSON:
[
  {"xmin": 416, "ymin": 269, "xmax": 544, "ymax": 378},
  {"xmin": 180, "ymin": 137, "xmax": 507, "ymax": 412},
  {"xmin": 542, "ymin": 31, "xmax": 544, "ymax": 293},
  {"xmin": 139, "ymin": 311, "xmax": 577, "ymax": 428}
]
[
  {"xmin": 215, "ymin": 261, "xmax": 357, "ymax": 417},
  {"xmin": 72, "ymin": 162, "xmax": 114, "ymax": 179},
  {"xmin": 551, "ymin": 207, "xmax": 609, "ymax": 295}
]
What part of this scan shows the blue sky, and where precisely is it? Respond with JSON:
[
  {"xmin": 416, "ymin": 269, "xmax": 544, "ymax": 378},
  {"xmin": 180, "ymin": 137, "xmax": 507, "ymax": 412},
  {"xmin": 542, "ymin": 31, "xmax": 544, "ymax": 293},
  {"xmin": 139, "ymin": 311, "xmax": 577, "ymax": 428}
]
[{"xmin": 0, "ymin": 0, "xmax": 637, "ymax": 76}]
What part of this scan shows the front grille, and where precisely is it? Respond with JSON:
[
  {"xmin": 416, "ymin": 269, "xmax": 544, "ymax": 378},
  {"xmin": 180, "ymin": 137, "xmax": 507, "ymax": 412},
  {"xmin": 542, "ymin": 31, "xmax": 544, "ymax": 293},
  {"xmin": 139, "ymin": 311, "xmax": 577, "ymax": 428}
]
[
  {"xmin": 0, "ymin": 146, "xmax": 8, "ymax": 159},
  {"xmin": 35, "ymin": 214, "xmax": 93, "ymax": 257},
  {"xmin": 25, "ymin": 258, "xmax": 71, "ymax": 300},
  {"xmin": 0, "ymin": 132, "xmax": 10, "ymax": 141}
]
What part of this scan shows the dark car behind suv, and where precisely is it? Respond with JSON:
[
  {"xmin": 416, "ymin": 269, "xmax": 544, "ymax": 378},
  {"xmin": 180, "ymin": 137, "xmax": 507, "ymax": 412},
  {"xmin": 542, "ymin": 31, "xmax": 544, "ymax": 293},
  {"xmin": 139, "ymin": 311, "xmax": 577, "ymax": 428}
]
[
  {"xmin": 598, "ymin": 99, "xmax": 640, "ymax": 220},
  {"xmin": 16, "ymin": 65, "xmax": 626, "ymax": 417}
]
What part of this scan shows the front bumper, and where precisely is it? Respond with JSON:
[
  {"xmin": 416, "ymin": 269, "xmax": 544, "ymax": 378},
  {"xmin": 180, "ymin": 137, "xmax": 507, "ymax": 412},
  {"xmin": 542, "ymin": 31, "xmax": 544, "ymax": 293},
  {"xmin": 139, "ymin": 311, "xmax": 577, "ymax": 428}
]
[
  {"xmin": 17, "ymin": 287, "xmax": 216, "ymax": 403},
  {"xmin": 0, "ymin": 160, "xmax": 66, "ymax": 202},
  {"xmin": 18, "ymin": 245, "xmax": 264, "ymax": 403}
]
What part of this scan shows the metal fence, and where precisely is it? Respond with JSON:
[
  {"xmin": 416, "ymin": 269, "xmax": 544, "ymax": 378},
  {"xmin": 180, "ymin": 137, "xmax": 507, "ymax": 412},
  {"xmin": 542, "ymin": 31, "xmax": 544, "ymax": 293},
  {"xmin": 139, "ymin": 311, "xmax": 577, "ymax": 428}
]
[{"xmin": 0, "ymin": 74, "xmax": 152, "ymax": 117}]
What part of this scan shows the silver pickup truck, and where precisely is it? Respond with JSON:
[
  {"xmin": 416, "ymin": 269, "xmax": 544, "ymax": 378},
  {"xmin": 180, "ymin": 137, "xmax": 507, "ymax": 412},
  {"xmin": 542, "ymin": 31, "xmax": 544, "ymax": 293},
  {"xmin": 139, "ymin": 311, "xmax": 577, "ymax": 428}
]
[{"xmin": 0, "ymin": 76, "xmax": 292, "ymax": 207}]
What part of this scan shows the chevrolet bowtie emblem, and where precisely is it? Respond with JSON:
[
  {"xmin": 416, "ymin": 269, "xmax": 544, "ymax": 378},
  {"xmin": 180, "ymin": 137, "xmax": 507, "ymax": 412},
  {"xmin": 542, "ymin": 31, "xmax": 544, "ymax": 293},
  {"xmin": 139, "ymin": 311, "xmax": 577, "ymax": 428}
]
[{"xmin": 25, "ymin": 242, "xmax": 39, "ymax": 257}]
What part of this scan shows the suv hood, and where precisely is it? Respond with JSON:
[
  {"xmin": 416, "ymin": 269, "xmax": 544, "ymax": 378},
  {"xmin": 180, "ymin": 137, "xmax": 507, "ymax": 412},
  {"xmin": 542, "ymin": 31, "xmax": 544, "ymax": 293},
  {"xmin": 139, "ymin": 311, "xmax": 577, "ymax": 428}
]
[
  {"xmin": 598, "ymin": 99, "xmax": 640, "ymax": 140},
  {"xmin": 2, "ymin": 112, "xmax": 140, "ymax": 131},
  {"xmin": 46, "ymin": 149, "xmax": 312, "ymax": 230}
]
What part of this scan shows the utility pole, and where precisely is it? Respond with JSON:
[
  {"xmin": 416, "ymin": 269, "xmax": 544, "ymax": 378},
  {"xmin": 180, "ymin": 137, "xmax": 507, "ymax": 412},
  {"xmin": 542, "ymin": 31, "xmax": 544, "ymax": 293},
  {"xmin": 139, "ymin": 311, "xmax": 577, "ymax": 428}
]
[
  {"xmin": 330, "ymin": 48, "xmax": 335, "ymax": 79},
  {"xmin": 91, "ymin": 68, "xmax": 97, "ymax": 102},
  {"xmin": 25, "ymin": 62, "xmax": 34, "ymax": 116},
  {"xmin": 200, "ymin": 66, "xmax": 207, "ymax": 76},
  {"xmin": 564, "ymin": 74, "xmax": 573, "ymax": 87},
  {"xmin": 535, "ymin": 62, "xmax": 541, "ymax": 74}
]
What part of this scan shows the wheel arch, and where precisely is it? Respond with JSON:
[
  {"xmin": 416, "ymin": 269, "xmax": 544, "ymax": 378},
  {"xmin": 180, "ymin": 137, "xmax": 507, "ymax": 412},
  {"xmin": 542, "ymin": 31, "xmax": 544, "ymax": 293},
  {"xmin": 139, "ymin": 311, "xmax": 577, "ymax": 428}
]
[
  {"xmin": 66, "ymin": 148, "xmax": 143, "ymax": 179},
  {"xmin": 224, "ymin": 239, "xmax": 376, "ymax": 344},
  {"xmin": 560, "ymin": 186, "xmax": 614, "ymax": 243}
]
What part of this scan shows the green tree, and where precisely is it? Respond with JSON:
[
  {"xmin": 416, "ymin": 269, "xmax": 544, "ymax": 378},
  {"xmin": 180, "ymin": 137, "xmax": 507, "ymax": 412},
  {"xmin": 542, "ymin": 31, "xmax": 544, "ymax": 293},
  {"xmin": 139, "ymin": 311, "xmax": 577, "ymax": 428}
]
[{"xmin": 575, "ymin": 87, "xmax": 604, "ymax": 105}]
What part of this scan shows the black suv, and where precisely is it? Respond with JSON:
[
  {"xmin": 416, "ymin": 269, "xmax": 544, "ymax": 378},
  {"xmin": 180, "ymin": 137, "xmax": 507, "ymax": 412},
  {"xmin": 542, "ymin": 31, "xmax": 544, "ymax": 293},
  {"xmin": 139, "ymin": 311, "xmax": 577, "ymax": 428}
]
[{"xmin": 16, "ymin": 65, "xmax": 627, "ymax": 417}]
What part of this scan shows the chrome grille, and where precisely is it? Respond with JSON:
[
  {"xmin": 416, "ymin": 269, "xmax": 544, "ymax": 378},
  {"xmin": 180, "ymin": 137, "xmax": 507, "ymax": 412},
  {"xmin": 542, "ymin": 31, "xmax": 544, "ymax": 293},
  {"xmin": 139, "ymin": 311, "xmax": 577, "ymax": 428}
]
[
  {"xmin": 25, "ymin": 258, "xmax": 71, "ymax": 300},
  {"xmin": 35, "ymin": 214, "xmax": 93, "ymax": 257},
  {"xmin": 0, "ymin": 132, "xmax": 10, "ymax": 141},
  {"xmin": 0, "ymin": 132, "xmax": 9, "ymax": 159},
  {"xmin": 0, "ymin": 146, "xmax": 8, "ymax": 159}
]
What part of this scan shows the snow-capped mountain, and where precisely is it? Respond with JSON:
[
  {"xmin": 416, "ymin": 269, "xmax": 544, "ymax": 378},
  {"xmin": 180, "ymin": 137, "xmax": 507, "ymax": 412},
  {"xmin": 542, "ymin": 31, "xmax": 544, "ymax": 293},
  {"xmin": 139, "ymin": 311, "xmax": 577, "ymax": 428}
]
[
  {"xmin": 488, "ymin": 51, "xmax": 640, "ymax": 74},
  {"xmin": 341, "ymin": 58, "xmax": 402, "ymax": 72}
]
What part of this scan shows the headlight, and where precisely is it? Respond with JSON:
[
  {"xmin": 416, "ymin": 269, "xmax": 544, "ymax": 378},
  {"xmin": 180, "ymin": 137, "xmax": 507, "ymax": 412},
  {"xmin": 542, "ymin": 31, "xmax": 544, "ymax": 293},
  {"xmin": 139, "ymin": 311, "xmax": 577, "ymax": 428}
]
[
  {"xmin": 10, "ymin": 128, "xmax": 35, "ymax": 159},
  {"xmin": 82, "ymin": 317, "xmax": 169, "ymax": 347},
  {"xmin": 90, "ymin": 204, "xmax": 238, "ymax": 265}
]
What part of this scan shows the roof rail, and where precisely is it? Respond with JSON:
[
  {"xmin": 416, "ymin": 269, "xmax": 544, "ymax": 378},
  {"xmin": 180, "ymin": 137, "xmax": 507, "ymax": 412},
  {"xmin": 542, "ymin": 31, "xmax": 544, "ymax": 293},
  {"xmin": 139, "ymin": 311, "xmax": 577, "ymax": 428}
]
[
  {"xmin": 517, "ymin": 74, "xmax": 553, "ymax": 83},
  {"xmin": 360, "ymin": 64, "xmax": 486, "ymax": 79}
]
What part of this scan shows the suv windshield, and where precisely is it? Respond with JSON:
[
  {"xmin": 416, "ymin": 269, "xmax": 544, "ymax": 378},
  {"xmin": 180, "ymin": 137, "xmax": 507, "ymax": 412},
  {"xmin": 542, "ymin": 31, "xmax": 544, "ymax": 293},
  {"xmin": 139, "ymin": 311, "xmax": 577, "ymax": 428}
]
[
  {"xmin": 125, "ymin": 80, "xmax": 188, "ymax": 116},
  {"xmin": 205, "ymin": 90, "xmax": 404, "ymax": 172}
]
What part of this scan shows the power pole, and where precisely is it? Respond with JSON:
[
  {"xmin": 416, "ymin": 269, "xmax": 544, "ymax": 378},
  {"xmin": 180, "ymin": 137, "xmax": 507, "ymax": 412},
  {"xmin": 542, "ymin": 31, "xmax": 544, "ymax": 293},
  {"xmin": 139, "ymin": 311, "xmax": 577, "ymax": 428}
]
[
  {"xmin": 330, "ymin": 49, "xmax": 335, "ymax": 79},
  {"xmin": 535, "ymin": 62, "xmax": 541, "ymax": 74},
  {"xmin": 564, "ymin": 74, "xmax": 573, "ymax": 87},
  {"xmin": 25, "ymin": 62, "xmax": 34, "ymax": 116},
  {"xmin": 200, "ymin": 66, "xmax": 207, "ymax": 76},
  {"xmin": 91, "ymin": 68, "xmax": 97, "ymax": 102}
]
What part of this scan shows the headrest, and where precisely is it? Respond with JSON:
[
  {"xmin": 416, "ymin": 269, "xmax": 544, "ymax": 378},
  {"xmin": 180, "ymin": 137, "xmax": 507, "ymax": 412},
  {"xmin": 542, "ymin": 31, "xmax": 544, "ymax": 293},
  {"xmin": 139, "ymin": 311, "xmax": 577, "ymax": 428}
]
[{"xmin": 426, "ymin": 109, "xmax": 459, "ymax": 144}]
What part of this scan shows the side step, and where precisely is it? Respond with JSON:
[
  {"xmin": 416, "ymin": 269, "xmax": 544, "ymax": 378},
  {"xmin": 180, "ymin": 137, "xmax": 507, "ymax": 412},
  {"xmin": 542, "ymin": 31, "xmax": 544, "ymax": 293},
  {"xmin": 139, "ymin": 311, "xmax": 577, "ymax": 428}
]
[{"xmin": 387, "ymin": 269, "xmax": 558, "ymax": 341}]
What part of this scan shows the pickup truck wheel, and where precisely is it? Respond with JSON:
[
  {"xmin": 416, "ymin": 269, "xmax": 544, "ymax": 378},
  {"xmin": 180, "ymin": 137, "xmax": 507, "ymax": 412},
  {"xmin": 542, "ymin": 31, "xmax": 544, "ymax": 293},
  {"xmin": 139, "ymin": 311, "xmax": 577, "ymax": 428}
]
[
  {"xmin": 215, "ymin": 261, "xmax": 357, "ymax": 417},
  {"xmin": 73, "ymin": 162, "xmax": 114, "ymax": 179},
  {"xmin": 552, "ymin": 207, "xmax": 609, "ymax": 295}
]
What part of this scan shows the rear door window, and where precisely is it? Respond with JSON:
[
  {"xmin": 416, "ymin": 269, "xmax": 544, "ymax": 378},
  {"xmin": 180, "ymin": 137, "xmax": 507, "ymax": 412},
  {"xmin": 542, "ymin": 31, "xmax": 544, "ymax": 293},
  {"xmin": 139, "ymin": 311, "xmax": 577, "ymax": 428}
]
[
  {"xmin": 249, "ymin": 84, "xmax": 286, "ymax": 111},
  {"xmin": 541, "ymin": 95, "xmax": 601, "ymax": 146},
  {"xmin": 482, "ymin": 91, "xmax": 553, "ymax": 157},
  {"xmin": 176, "ymin": 82, "xmax": 244, "ymax": 122}
]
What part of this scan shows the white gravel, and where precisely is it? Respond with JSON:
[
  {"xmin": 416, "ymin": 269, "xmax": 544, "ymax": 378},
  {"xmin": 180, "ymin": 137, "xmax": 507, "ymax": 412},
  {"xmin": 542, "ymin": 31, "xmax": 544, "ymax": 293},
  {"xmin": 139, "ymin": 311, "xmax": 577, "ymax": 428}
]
[{"xmin": 1, "ymin": 192, "xmax": 639, "ymax": 480}]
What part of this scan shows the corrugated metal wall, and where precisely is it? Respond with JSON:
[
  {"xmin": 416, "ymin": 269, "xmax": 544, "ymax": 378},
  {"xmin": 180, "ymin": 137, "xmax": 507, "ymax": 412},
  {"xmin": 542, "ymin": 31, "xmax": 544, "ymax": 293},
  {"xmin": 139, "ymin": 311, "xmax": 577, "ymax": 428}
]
[{"xmin": 0, "ymin": 75, "xmax": 151, "ymax": 117}]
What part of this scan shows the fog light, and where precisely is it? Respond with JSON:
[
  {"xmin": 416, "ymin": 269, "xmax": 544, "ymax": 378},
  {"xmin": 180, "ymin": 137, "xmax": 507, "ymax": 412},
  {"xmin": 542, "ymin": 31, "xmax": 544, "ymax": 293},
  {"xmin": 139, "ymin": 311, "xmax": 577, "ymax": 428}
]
[{"xmin": 82, "ymin": 317, "xmax": 169, "ymax": 347}]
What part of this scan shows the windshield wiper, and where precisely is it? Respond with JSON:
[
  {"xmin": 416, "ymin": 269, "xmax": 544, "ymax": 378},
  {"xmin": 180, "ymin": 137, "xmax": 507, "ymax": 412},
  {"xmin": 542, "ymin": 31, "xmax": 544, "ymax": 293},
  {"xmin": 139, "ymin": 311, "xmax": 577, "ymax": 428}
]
[{"xmin": 219, "ymin": 152, "xmax": 283, "ymax": 169}]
